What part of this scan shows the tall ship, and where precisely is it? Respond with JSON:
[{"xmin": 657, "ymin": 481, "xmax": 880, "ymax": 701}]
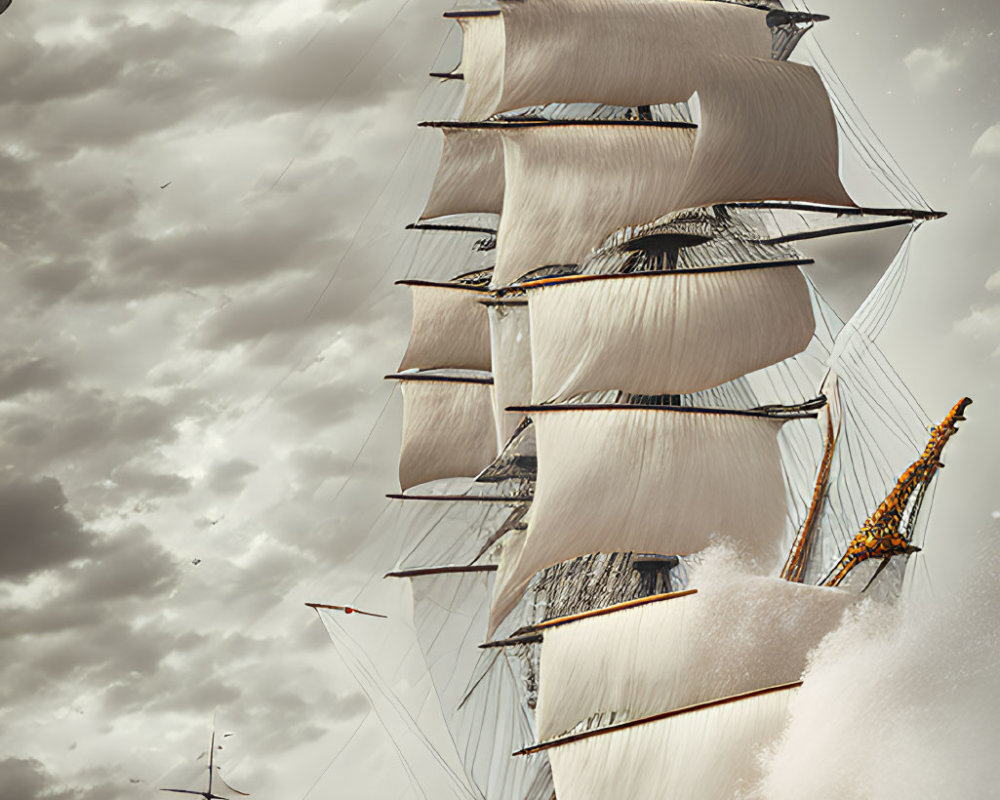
[{"xmin": 313, "ymin": 0, "xmax": 969, "ymax": 797}]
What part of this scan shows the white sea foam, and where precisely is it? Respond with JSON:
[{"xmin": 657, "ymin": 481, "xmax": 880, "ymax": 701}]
[{"xmin": 753, "ymin": 530, "xmax": 1000, "ymax": 800}]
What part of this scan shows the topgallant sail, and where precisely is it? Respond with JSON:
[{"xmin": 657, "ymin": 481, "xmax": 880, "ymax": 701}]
[{"xmin": 313, "ymin": 1, "xmax": 970, "ymax": 798}]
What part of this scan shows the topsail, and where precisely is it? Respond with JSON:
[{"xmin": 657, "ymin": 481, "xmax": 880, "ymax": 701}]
[{"xmin": 451, "ymin": 0, "xmax": 774, "ymax": 118}]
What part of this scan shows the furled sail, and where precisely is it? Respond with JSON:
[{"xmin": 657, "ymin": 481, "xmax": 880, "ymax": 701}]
[
  {"xmin": 526, "ymin": 263, "xmax": 816, "ymax": 402},
  {"xmin": 495, "ymin": 0, "xmax": 773, "ymax": 114},
  {"xmin": 494, "ymin": 122, "xmax": 697, "ymax": 286},
  {"xmin": 543, "ymin": 685, "xmax": 797, "ymax": 800},
  {"xmin": 489, "ymin": 407, "xmax": 800, "ymax": 630},
  {"xmin": 534, "ymin": 564, "xmax": 853, "ymax": 741},
  {"xmin": 420, "ymin": 126, "xmax": 505, "ymax": 221},
  {"xmin": 486, "ymin": 298, "xmax": 532, "ymax": 450},
  {"xmin": 392, "ymin": 375, "xmax": 497, "ymax": 491},
  {"xmin": 397, "ymin": 280, "xmax": 492, "ymax": 373},
  {"xmin": 678, "ymin": 57, "xmax": 855, "ymax": 211}
]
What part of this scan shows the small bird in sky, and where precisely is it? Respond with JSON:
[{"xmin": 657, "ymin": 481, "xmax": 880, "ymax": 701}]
[
  {"xmin": 192, "ymin": 558, "xmax": 202, "ymax": 565},
  {"xmin": 160, "ymin": 181, "xmax": 172, "ymax": 189}
]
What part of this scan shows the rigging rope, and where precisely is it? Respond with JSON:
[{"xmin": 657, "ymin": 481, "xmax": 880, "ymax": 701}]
[
  {"xmin": 789, "ymin": 0, "xmax": 931, "ymax": 210},
  {"xmin": 317, "ymin": 609, "xmax": 484, "ymax": 800}
]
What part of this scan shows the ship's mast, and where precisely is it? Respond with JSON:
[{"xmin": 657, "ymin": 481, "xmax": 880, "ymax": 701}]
[{"xmin": 318, "ymin": 0, "xmax": 968, "ymax": 796}]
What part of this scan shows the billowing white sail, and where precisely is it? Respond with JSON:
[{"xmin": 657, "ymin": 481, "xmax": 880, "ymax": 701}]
[
  {"xmin": 534, "ymin": 561, "xmax": 853, "ymax": 741},
  {"xmin": 487, "ymin": 299, "xmax": 532, "ymax": 450},
  {"xmin": 398, "ymin": 281, "xmax": 492, "ymax": 373},
  {"xmin": 496, "ymin": 0, "xmax": 773, "ymax": 114},
  {"xmin": 490, "ymin": 407, "xmax": 795, "ymax": 630},
  {"xmin": 396, "ymin": 376, "xmax": 497, "ymax": 491},
  {"xmin": 678, "ymin": 57, "xmax": 855, "ymax": 211},
  {"xmin": 527, "ymin": 264, "xmax": 815, "ymax": 402},
  {"xmin": 495, "ymin": 123, "xmax": 697, "ymax": 286},
  {"xmin": 453, "ymin": 12, "xmax": 505, "ymax": 122},
  {"xmin": 409, "ymin": 571, "xmax": 554, "ymax": 800},
  {"xmin": 492, "ymin": 59, "xmax": 855, "ymax": 286},
  {"xmin": 343, "ymin": 0, "xmax": 959, "ymax": 796},
  {"xmin": 546, "ymin": 686, "xmax": 797, "ymax": 800},
  {"xmin": 420, "ymin": 127, "xmax": 505, "ymax": 220}
]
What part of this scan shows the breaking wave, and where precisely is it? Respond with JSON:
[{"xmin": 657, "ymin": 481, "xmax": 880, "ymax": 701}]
[{"xmin": 754, "ymin": 528, "xmax": 1000, "ymax": 800}]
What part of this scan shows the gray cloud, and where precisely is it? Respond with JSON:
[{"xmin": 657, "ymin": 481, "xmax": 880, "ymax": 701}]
[
  {"xmin": 2, "ymin": 2, "xmax": 994, "ymax": 800},
  {"xmin": 18, "ymin": 260, "xmax": 93, "ymax": 306},
  {"xmin": 0, "ymin": 477, "xmax": 95, "ymax": 580},
  {"xmin": 279, "ymin": 382, "xmax": 368, "ymax": 430},
  {"xmin": 207, "ymin": 458, "xmax": 258, "ymax": 495},
  {"xmin": 108, "ymin": 466, "xmax": 191, "ymax": 500},
  {"xmin": 197, "ymin": 274, "xmax": 349, "ymax": 348},
  {"xmin": 0, "ymin": 15, "xmax": 240, "ymax": 151},
  {"xmin": 67, "ymin": 530, "xmax": 179, "ymax": 605},
  {"xmin": 0, "ymin": 389, "xmax": 180, "ymax": 476},
  {"xmin": 0, "ymin": 35, "xmax": 123, "ymax": 107},
  {"xmin": 0, "ymin": 758, "xmax": 79, "ymax": 800},
  {"xmin": 108, "ymin": 221, "xmax": 327, "ymax": 293},
  {"xmin": 0, "ymin": 3, "xmax": 439, "ymax": 798},
  {"xmin": 0, "ymin": 352, "xmax": 69, "ymax": 400}
]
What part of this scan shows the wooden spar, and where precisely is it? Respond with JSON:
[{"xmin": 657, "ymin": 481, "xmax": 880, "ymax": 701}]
[
  {"xmin": 752, "ymin": 395, "xmax": 827, "ymax": 415},
  {"xmin": 518, "ymin": 258, "xmax": 815, "ymax": 289},
  {"xmin": 305, "ymin": 603, "xmax": 388, "ymax": 618},
  {"xmin": 723, "ymin": 201, "xmax": 946, "ymax": 221},
  {"xmin": 446, "ymin": 0, "xmax": 781, "ymax": 12},
  {"xmin": 385, "ymin": 493, "xmax": 531, "ymax": 503},
  {"xmin": 480, "ymin": 589, "xmax": 698, "ymax": 649},
  {"xmin": 443, "ymin": 9, "xmax": 500, "ymax": 18},
  {"xmin": 395, "ymin": 279, "xmax": 491, "ymax": 293},
  {"xmin": 758, "ymin": 217, "xmax": 913, "ymax": 246},
  {"xmin": 480, "ymin": 633, "xmax": 544, "ymax": 649},
  {"xmin": 384, "ymin": 564, "xmax": 498, "ymax": 579},
  {"xmin": 421, "ymin": 119, "xmax": 698, "ymax": 131},
  {"xmin": 406, "ymin": 222, "xmax": 497, "ymax": 235},
  {"xmin": 766, "ymin": 9, "xmax": 830, "ymax": 25},
  {"xmin": 513, "ymin": 682, "xmax": 803, "ymax": 756},
  {"xmin": 783, "ymin": 408, "xmax": 837, "ymax": 582},
  {"xmin": 479, "ymin": 298, "xmax": 528, "ymax": 307},
  {"xmin": 507, "ymin": 404, "xmax": 818, "ymax": 421},
  {"xmin": 385, "ymin": 373, "xmax": 494, "ymax": 385},
  {"xmin": 532, "ymin": 589, "xmax": 697, "ymax": 631}
]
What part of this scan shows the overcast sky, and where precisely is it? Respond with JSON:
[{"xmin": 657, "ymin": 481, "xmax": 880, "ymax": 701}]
[{"xmin": 0, "ymin": 1, "xmax": 997, "ymax": 799}]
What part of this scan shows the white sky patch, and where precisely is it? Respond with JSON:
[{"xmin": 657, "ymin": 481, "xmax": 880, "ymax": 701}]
[
  {"xmin": 955, "ymin": 269, "xmax": 1000, "ymax": 355},
  {"xmin": 903, "ymin": 45, "xmax": 960, "ymax": 88},
  {"xmin": 971, "ymin": 122, "xmax": 1000, "ymax": 159}
]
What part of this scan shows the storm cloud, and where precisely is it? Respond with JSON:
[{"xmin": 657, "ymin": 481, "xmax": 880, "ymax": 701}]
[{"xmin": 0, "ymin": 1, "xmax": 996, "ymax": 799}]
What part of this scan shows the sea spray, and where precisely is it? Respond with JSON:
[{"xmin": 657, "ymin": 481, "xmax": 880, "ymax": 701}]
[{"xmin": 754, "ymin": 529, "xmax": 1000, "ymax": 800}]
